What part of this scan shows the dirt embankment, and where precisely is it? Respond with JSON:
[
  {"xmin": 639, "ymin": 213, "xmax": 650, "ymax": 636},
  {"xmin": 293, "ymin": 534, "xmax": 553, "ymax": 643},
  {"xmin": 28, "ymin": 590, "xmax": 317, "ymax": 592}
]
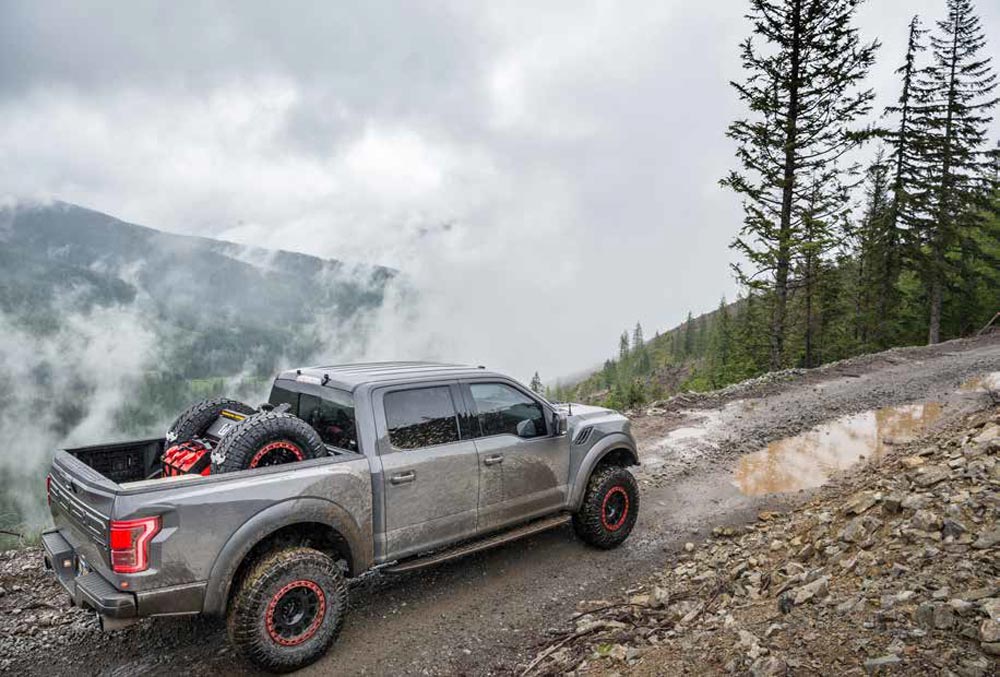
[{"xmin": 525, "ymin": 407, "xmax": 1000, "ymax": 676}]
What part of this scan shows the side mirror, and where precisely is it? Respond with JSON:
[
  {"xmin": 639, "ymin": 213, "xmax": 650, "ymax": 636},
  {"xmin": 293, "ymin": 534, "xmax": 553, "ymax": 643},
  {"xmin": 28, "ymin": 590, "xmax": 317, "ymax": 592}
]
[
  {"xmin": 516, "ymin": 419, "xmax": 537, "ymax": 438},
  {"xmin": 552, "ymin": 411, "xmax": 568, "ymax": 436}
]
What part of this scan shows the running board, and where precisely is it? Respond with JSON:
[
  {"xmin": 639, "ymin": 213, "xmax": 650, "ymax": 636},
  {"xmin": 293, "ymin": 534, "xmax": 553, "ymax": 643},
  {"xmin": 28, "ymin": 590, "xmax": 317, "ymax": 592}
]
[{"xmin": 382, "ymin": 514, "xmax": 572, "ymax": 574}]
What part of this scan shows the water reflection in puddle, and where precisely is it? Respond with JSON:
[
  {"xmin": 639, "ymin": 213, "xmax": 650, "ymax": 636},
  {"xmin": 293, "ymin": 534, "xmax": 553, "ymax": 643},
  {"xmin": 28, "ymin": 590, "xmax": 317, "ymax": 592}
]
[
  {"xmin": 959, "ymin": 372, "xmax": 1000, "ymax": 392},
  {"xmin": 733, "ymin": 402, "xmax": 943, "ymax": 496}
]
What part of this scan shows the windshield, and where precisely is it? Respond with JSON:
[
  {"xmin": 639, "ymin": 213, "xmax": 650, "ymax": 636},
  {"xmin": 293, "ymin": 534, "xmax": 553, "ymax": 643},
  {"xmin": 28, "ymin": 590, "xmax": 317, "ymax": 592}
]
[{"xmin": 268, "ymin": 384, "xmax": 358, "ymax": 452}]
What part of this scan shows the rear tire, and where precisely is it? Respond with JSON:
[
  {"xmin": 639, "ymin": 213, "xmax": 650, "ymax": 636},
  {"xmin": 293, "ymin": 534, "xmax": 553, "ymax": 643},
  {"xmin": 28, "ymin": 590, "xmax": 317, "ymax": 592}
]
[
  {"xmin": 211, "ymin": 411, "xmax": 326, "ymax": 474},
  {"xmin": 228, "ymin": 547, "xmax": 348, "ymax": 674},
  {"xmin": 165, "ymin": 397, "xmax": 255, "ymax": 446},
  {"xmin": 573, "ymin": 465, "xmax": 639, "ymax": 549}
]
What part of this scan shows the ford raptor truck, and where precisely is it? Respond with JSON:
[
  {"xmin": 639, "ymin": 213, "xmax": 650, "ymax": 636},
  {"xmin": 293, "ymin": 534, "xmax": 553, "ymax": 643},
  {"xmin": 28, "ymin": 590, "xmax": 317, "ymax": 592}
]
[{"xmin": 42, "ymin": 362, "xmax": 640, "ymax": 672}]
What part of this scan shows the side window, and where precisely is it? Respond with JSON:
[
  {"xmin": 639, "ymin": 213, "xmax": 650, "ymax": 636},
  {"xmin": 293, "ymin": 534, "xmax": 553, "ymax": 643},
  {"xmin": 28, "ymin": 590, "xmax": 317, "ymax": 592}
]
[
  {"xmin": 470, "ymin": 383, "xmax": 546, "ymax": 439},
  {"xmin": 299, "ymin": 392, "xmax": 358, "ymax": 452},
  {"xmin": 268, "ymin": 385, "xmax": 300, "ymax": 413},
  {"xmin": 384, "ymin": 386, "xmax": 461, "ymax": 450}
]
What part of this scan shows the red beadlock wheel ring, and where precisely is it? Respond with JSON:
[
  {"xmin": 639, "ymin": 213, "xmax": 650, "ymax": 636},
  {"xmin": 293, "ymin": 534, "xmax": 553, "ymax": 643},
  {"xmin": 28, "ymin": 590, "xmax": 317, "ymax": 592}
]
[
  {"xmin": 265, "ymin": 579, "xmax": 326, "ymax": 646},
  {"xmin": 600, "ymin": 485, "xmax": 630, "ymax": 531},
  {"xmin": 249, "ymin": 440, "xmax": 304, "ymax": 469}
]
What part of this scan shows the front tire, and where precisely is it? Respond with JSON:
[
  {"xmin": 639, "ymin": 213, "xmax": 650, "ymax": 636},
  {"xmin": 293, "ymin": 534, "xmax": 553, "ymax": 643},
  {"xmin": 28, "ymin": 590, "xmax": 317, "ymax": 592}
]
[
  {"xmin": 228, "ymin": 547, "xmax": 348, "ymax": 674},
  {"xmin": 573, "ymin": 465, "xmax": 639, "ymax": 549}
]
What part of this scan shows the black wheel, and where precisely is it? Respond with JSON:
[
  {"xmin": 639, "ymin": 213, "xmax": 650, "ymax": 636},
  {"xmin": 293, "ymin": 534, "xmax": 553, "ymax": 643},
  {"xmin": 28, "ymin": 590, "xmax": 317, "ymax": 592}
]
[
  {"xmin": 573, "ymin": 464, "xmax": 639, "ymax": 549},
  {"xmin": 211, "ymin": 411, "xmax": 326, "ymax": 474},
  {"xmin": 228, "ymin": 547, "xmax": 348, "ymax": 673},
  {"xmin": 165, "ymin": 397, "xmax": 255, "ymax": 446}
]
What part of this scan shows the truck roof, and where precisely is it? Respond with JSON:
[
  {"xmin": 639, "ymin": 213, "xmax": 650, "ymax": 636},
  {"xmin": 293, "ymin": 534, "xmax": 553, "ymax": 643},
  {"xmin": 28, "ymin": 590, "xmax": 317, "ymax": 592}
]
[{"xmin": 276, "ymin": 361, "xmax": 504, "ymax": 391}]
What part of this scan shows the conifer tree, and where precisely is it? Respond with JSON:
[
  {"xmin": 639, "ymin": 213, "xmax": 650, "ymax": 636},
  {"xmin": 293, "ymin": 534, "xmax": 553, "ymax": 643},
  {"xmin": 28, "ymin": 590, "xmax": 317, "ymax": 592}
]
[
  {"xmin": 854, "ymin": 151, "xmax": 895, "ymax": 348},
  {"xmin": 529, "ymin": 372, "xmax": 543, "ymax": 394},
  {"xmin": 885, "ymin": 16, "xmax": 928, "ymax": 245},
  {"xmin": 911, "ymin": 0, "xmax": 998, "ymax": 343},
  {"xmin": 723, "ymin": 0, "xmax": 878, "ymax": 368},
  {"xmin": 632, "ymin": 322, "xmax": 644, "ymax": 352},
  {"xmin": 618, "ymin": 331, "xmax": 630, "ymax": 362},
  {"xmin": 683, "ymin": 311, "xmax": 695, "ymax": 357}
]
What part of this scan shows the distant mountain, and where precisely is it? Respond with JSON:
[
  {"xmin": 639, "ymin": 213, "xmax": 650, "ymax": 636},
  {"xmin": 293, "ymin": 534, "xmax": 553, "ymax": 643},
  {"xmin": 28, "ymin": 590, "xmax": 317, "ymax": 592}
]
[{"xmin": 0, "ymin": 201, "xmax": 393, "ymax": 331}]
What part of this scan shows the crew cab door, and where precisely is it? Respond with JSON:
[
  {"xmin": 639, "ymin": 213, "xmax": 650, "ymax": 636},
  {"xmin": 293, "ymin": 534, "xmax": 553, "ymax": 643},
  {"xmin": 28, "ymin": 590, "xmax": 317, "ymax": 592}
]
[
  {"xmin": 374, "ymin": 382, "xmax": 480, "ymax": 560},
  {"xmin": 463, "ymin": 380, "xmax": 569, "ymax": 531}
]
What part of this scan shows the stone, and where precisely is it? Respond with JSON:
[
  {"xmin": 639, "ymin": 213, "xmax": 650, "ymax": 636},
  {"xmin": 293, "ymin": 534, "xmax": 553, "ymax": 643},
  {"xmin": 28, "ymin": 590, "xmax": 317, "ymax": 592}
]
[
  {"xmin": 901, "ymin": 456, "xmax": 925, "ymax": 469},
  {"xmin": 942, "ymin": 519, "xmax": 968, "ymax": 539},
  {"xmin": 933, "ymin": 604, "xmax": 956, "ymax": 630},
  {"xmin": 980, "ymin": 619, "xmax": 1000, "ymax": 643},
  {"xmin": 882, "ymin": 495, "xmax": 903, "ymax": 514},
  {"xmin": 684, "ymin": 542, "xmax": 695, "ymax": 552},
  {"xmin": 973, "ymin": 423, "xmax": 1000, "ymax": 444},
  {"xmin": 956, "ymin": 655, "xmax": 992, "ymax": 677},
  {"xmin": 749, "ymin": 656, "xmax": 787, "ymax": 677},
  {"xmin": 901, "ymin": 494, "xmax": 930, "ymax": 510},
  {"xmin": 912, "ymin": 465, "xmax": 950, "ymax": 487},
  {"xmin": 982, "ymin": 643, "xmax": 1000, "ymax": 656},
  {"xmin": 915, "ymin": 602, "xmax": 936, "ymax": 628},
  {"xmin": 972, "ymin": 529, "xmax": 1000, "ymax": 550},
  {"xmin": 841, "ymin": 516, "xmax": 882, "ymax": 543},
  {"xmin": 910, "ymin": 510, "xmax": 942, "ymax": 532},
  {"xmin": 980, "ymin": 598, "xmax": 1000, "ymax": 620},
  {"xmin": 864, "ymin": 655, "xmax": 901, "ymax": 674},
  {"xmin": 793, "ymin": 576, "xmax": 829, "ymax": 606},
  {"xmin": 845, "ymin": 492, "xmax": 880, "ymax": 515}
]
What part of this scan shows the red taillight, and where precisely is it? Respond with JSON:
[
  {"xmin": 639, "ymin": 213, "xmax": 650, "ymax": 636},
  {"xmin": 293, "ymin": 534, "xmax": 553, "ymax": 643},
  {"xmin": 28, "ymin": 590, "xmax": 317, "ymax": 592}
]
[
  {"xmin": 46, "ymin": 475, "xmax": 52, "ymax": 506},
  {"xmin": 109, "ymin": 517, "xmax": 160, "ymax": 573}
]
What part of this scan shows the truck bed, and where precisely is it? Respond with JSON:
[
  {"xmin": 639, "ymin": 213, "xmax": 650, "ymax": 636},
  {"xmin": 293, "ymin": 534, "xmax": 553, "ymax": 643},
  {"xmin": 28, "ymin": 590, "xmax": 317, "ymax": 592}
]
[
  {"xmin": 67, "ymin": 438, "xmax": 165, "ymax": 484},
  {"xmin": 64, "ymin": 438, "xmax": 361, "ymax": 487}
]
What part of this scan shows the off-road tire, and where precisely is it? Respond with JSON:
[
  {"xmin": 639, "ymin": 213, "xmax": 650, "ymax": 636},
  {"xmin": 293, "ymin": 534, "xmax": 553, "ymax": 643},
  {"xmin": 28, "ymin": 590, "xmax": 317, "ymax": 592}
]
[
  {"xmin": 573, "ymin": 464, "xmax": 639, "ymax": 549},
  {"xmin": 228, "ymin": 547, "xmax": 348, "ymax": 673},
  {"xmin": 211, "ymin": 411, "xmax": 326, "ymax": 474},
  {"xmin": 165, "ymin": 397, "xmax": 255, "ymax": 446}
]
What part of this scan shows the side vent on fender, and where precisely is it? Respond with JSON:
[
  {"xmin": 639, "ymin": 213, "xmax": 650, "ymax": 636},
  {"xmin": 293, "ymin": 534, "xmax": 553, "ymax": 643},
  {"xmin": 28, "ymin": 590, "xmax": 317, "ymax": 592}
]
[{"xmin": 574, "ymin": 426, "xmax": 594, "ymax": 446}]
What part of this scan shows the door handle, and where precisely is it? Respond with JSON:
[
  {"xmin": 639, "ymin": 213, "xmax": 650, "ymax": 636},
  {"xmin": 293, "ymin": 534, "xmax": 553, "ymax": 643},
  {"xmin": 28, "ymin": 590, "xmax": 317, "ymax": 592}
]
[
  {"xmin": 484, "ymin": 454, "xmax": 504, "ymax": 466},
  {"xmin": 390, "ymin": 471, "xmax": 416, "ymax": 485}
]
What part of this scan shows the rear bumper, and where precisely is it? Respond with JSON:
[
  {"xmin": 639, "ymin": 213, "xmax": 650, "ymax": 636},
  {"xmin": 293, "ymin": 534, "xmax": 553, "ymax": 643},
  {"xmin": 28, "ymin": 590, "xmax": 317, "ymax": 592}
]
[
  {"xmin": 42, "ymin": 530, "xmax": 137, "ymax": 618},
  {"xmin": 42, "ymin": 530, "xmax": 208, "ymax": 619}
]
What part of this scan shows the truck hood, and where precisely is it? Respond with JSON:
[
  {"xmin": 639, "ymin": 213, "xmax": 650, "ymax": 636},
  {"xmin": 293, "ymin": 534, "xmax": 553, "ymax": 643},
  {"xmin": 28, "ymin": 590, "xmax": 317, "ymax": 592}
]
[{"xmin": 555, "ymin": 403, "xmax": 620, "ymax": 424}]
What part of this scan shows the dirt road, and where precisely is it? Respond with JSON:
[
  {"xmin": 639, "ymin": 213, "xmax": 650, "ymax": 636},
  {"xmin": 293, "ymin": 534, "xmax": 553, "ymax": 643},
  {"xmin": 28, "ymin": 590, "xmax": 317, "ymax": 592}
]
[{"xmin": 4, "ymin": 335, "xmax": 1000, "ymax": 676}]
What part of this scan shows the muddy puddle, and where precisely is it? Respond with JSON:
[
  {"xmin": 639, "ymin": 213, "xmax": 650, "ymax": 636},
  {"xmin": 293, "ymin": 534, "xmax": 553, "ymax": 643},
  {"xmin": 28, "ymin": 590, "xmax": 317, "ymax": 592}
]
[
  {"xmin": 733, "ymin": 402, "xmax": 943, "ymax": 496},
  {"xmin": 959, "ymin": 372, "xmax": 1000, "ymax": 392}
]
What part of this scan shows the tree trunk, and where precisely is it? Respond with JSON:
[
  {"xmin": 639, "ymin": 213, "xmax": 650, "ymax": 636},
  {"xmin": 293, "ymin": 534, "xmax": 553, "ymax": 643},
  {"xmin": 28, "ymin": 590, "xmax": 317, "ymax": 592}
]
[
  {"xmin": 773, "ymin": 0, "xmax": 803, "ymax": 370},
  {"xmin": 928, "ymin": 265, "xmax": 943, "ymax": 344}
]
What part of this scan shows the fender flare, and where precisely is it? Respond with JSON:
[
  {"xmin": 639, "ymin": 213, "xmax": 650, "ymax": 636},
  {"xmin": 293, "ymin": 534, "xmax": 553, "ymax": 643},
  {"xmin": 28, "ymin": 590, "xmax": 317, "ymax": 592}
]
[
  {"xmin": 201, "ymin": 497, "xmax": 371, "ymax": 616},
  {"xmin": 568, "ymin": 433, "xmax": 639, "ymax": 511}
]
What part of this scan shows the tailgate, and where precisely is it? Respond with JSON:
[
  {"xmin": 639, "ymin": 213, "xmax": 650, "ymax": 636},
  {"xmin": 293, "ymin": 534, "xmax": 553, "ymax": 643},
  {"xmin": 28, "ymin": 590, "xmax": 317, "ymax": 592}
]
[{"xmin": 48, "ymin": 450, "xmax": 118, "ymax": 578}]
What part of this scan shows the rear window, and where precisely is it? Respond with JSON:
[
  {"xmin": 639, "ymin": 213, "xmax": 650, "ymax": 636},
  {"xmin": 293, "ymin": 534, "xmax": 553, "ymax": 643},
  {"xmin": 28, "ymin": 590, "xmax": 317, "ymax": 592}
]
[
  {"xmin": 269, "ymin": 384, "xmax": 358, "ymax": 452},
  {"xmin": 384, "ymin": 386, "xmax": 460, "ymax": 450}
]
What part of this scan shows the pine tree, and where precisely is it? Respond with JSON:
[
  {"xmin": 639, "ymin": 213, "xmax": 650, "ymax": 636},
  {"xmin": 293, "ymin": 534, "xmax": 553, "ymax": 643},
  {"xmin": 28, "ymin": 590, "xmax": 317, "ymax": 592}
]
[
  {"xmin": 529, "ymin": 372, "xmax": 543, "ymax": 394},
  {"xmin": 723, "ymin": 0, "xmax": 878, "ymax": 368},
  {"xmin": 632, "ymin": 322, "xmax": 644, "ymax": 352},
  {"xmin": 854, "ymin": 150, "xmax": 895, "ymax": 348},
  {"xmin": 708, "ymin": 299, "xmax": 734, "ymax": 386},
  {"xmin": 911, "ymin": 0, "xmax": 998, "ymax": 343},
  {"xmin": 683, "ymin": 311, "xmax": 695, "ymax": 357},
  {"xmin": 885, "ymin": 16, "xmax": 928, "ymax": 248},
  {"xmin": 618, "ymin": 331, "xmax": 630, "ymax": 362}
]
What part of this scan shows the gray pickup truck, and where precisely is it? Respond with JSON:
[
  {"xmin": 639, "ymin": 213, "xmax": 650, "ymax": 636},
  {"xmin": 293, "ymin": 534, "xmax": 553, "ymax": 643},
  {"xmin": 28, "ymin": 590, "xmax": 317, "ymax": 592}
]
[{"xmin": 42, "ymin": 362, "xmax": 639, "ymax": 672}]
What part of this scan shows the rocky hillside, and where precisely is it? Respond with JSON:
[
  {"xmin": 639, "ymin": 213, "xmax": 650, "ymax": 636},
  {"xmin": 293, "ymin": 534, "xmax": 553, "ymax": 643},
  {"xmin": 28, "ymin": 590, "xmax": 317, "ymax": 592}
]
[{"xmin": 525, "ymin": 405, "xmax": 1000, "ymax": 676}]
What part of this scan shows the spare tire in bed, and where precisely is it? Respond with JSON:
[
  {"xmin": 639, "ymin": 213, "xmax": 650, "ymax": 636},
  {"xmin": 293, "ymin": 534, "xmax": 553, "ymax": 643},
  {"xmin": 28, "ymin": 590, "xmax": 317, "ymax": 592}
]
[
  {"xmin": 165, "ymin": 397, "xmax": 256, "ymax": 446},
  {"xmin": 210, "ymin": 411, "xmax": 326, "ymax": 474}
]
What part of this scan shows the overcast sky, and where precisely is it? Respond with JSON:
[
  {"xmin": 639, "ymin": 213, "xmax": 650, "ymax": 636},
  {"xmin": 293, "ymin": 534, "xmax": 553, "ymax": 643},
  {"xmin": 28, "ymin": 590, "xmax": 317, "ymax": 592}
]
[{"xmin": 1, "ymin": 1, "xmax": 998, "ymax": 383}]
